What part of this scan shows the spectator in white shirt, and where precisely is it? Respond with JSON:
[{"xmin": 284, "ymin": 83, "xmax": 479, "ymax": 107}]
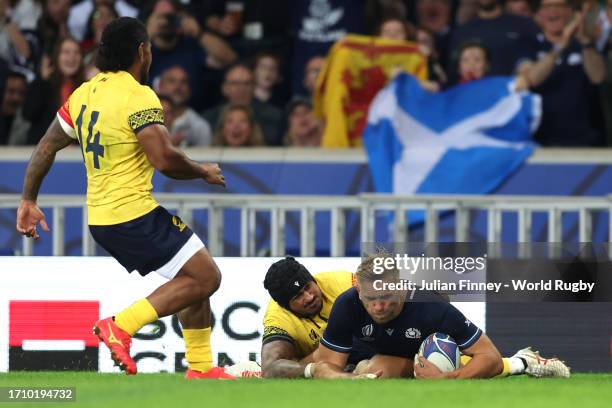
[{"xmin": 157, "ymin": 65, "xmax": 213, "ymax": 147}]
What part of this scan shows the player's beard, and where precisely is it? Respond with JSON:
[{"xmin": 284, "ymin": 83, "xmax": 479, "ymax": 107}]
[{"xmin": 292, "ymin": 301, "xmax": 323, "ymax": 319}]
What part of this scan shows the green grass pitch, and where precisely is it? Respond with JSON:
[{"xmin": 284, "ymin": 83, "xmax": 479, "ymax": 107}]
[{"xmin": 1, "ymin": 372, "xmax": 611, "ymax": 408}]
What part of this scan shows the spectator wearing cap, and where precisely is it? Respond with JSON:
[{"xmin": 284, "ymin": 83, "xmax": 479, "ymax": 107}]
[
  {"xmin": 284, "ymin": 97, "xmax": 322, "ymax": 147},
  {"xmin": 212, "ymin": 103, "xmax": 264, "ymax": 147},
  {"xmin": 158, "ymin": 65, "xmax": 212, "ymax": 147},
  {"xmin": 203, "ymin": 63, "xmax": 282, "ymax": 145}
]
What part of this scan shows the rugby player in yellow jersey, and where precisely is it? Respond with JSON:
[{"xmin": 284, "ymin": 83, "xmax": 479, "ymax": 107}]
[
  {"xmin": 261, "ymin": 257, "xmax": 570, "ymax": 379},
  {"xmin": 16, "ymin": 17, "xmax": 230, "ymax": 379}
]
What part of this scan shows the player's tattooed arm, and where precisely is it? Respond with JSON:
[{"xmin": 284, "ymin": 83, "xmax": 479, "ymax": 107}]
[
  {"xmin": 261, "ymin": 339, "xmax": 305, "ymax": 379},
  {"xmin": 22, "ymin": 118, "xmax": 74, "ymax": 201},
  {"xmin": 17, "ymin": 119, "xmax": 73, "ymax": 239}
]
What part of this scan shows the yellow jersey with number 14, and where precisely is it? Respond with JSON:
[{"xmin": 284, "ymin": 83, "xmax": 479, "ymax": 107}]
[{"xmin": 57, "ymin": 71, "xmax": 162, "ymax": 226}]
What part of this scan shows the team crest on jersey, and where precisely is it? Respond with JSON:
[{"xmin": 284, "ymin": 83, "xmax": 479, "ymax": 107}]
[
  {"xmin": 405, "ymin": 328, "xmax": 421, "ymax": 339},
  {"xmin": 309, "ymin": 329, "xmax": 319, "ymax": 341},
  {"xmin": 359, "ymin": 324, "xmax": 376, "ymax": 342},
  {"xmin": 172, "ymin": 216, "xmax": 186, "ymax": 232}
]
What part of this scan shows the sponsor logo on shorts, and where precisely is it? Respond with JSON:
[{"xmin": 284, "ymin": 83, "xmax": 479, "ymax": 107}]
[{"xmin": 172, "ymin": 216, "xmax": 186, "ymax": 232}]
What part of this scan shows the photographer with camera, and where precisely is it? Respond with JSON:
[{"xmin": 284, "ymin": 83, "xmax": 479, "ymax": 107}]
[{"xmin": 145, "ymin": 0, "xmax": 236, "ymax": 111}]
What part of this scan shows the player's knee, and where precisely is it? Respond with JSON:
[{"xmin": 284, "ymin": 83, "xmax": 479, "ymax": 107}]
[
  {"xmin": 493, "ymin": 355, "xmax": 504, "ymax": 376},
  {"xmin": 209, "ymin": 267, "xmax": 222, "ymax": 295},
  {"xmin": 488, "ymin": 350, "xmax": 504, "ymax": 377}
]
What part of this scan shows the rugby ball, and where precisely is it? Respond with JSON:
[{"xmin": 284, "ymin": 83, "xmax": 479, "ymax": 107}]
[
  {"xmin": 417, "ymin": 332, "xmax": 461, "ymax": 372},
  {"xmin": 224, "ymin": 361, "xmax": 262, "ymax": 378}
]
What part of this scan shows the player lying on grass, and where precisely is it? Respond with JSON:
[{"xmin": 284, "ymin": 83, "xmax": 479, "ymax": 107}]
[{"xmin": 261, "ymin": 257, "xmax": 570, "ymax": 379}]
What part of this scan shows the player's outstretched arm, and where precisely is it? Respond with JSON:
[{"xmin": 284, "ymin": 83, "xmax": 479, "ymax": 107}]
[
  {"xmin": 261, "ymin": 340, "xmax": 306, "ymax": 378},
  {"xmin": 312, "ymin": 344, "xmax": 375, "ymax": 379},
  {"xmin": 17, "ymin": 118, "xmax": 74, "ymax": 239},
  {"xmin": 136, "ymin": 124, "xmax": 225, "ymax": 186}
]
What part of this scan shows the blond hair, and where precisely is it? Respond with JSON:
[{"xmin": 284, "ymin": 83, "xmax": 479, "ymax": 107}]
[
  {"xmin": 356, "ymin": 250, "xmax": 400, "ymax": 284},
  {"xmin": 212, "ymin": 103, "xmax": 264, "ymax": 147}
]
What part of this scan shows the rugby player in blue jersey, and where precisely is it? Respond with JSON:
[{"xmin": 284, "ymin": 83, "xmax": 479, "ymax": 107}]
[{"xmin": 309, "ymin": 254, "xmax": 569, "ymax": 379}]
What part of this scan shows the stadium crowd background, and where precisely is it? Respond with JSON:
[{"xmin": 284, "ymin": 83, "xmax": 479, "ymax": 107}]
[{"xmin": 1, "ymin": 0, "xmax": 612, "ymax": 148}]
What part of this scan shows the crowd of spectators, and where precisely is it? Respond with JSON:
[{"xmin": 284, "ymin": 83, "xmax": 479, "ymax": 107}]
[{"xmin": 1, "ymin": 0, "xmax": 612, "ymax": 148}]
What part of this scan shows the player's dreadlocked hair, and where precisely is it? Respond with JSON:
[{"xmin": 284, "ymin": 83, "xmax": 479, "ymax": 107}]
[
  {"xmin": 96, "ymin": 17, "xmax": 149, "ymax": 72},
  {"xmin": 263, "ymin": 257, "xmax": 315, "ymax": 309}
]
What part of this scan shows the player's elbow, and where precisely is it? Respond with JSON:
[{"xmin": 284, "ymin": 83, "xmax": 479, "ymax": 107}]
[
  {"xmin": 261, "ymin": 364, "xmax": 276, "ymax": 379},
  {"xmin": 149, "ymin": 150, "xmax": 176, "ymax": 174}
]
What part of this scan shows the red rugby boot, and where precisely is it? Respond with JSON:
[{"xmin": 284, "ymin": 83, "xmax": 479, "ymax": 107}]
[
  {"xmin": 185, "ymin": 367, "xmax": 237, "ymax": 380},
  {"xmin": 93, "ymin": 317, "xmax": 137, "ymax": 375}
]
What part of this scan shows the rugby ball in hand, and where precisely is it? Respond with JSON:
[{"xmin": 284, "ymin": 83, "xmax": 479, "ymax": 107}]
[{"xmin": 418, "ymin": 332, "xmax": 461, "ymax": 372}]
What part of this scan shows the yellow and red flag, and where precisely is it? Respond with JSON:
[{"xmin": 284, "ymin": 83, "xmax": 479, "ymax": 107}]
[{"xmin": 314, "ymin": 34, "xmax": 427, "ymax": 148}]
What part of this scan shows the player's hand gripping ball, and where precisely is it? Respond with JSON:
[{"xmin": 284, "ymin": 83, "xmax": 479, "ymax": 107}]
[{"xmin": 417, "ymin": 332, "xmax": 461, "ymax": 373}]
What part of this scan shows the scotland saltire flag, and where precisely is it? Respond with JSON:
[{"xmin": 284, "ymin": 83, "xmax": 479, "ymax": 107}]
[{"xmin": 363, "ymin": 73, "xmax": 540, "ymax": 195}]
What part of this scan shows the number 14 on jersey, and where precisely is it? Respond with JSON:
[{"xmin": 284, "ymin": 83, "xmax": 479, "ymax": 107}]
[{"xmin": 75, "ymin": 104, "xmax": 104, "ymax": 169}]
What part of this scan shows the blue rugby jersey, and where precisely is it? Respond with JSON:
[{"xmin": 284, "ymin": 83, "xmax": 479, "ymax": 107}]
[{"xmin": 321, "ymin": 287, "xmax": 481, "ymax": 357}]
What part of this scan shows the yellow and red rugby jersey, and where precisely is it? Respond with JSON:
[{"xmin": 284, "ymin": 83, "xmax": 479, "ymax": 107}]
[
  {"xmin": 57, "ymin": 71, "xmax": 163, "ymax": 225},
  {"xmin": 262, "ymin": 271, "xmax": 356, "ymax": 358}
]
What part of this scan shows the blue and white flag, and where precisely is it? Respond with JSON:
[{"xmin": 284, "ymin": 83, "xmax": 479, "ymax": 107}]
[{"xmin": 363, "ymin": 73, "xmax": 540, "ymax": 195}]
